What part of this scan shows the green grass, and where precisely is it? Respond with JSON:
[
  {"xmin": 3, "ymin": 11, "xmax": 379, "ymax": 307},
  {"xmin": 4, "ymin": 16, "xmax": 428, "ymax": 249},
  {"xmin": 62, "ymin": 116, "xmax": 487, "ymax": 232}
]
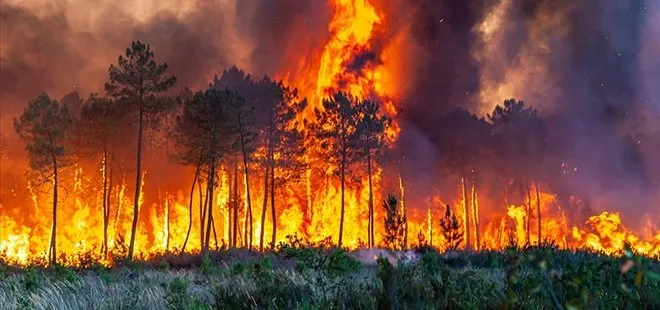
[{"xmin": 1, "ymin": 244, "xmax": 659, "ymax": 309}]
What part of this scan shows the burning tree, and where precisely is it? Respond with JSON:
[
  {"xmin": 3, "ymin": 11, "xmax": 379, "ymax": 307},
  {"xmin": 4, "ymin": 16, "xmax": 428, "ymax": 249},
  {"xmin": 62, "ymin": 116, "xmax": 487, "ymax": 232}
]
[
  {"xmin": 76, "ymin": 94, "xmax": 128, "ymax": 257},
  {"xmin": 255, "ymin": 79, "xmax": 307, "ymax": 251},
  {"xmin": 489, "ymin": 99, "xmax": 547, "ymax": 245},
  {"xmin": 440, "ymin": 204, "xmax": 464, "ymax": 250},
  {"xmin": 354, "ymin": 99, "xmax": 392, "ymax": 248},
  {"xmin": 309, "ymin": 91, "xmax": 361, "ymax": 248},
  {"xmin": 212, "ymin": 67, "xmax": 258, "ymax": 248},
  {"xmin": 381, "ymin": 194, "xmax": 405, "ymax": 250},
  {"xmin": 171, "ymin": 87, "xmax": 240, "ymax": 253},
  {"xmin": 230, "ymin": 89, "xmax": 257, "ymax": 249},
  {"xmin": 434, "ymin": 108, "xmax": 491, "ymax": 249},
  {"xmin": 105, "ymin": 41, "xmax": 177, "ymax": 260},
  {"xmin": 13, "ymin": 93, "xmax": 74, "ymax": 265}
]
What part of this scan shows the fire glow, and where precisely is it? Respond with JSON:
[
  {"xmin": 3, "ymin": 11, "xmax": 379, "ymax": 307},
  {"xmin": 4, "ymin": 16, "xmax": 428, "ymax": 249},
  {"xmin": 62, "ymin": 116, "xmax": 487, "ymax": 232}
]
[{"xmin": 1, "ymin": 0, "xmax": 659, "ymax": 266}]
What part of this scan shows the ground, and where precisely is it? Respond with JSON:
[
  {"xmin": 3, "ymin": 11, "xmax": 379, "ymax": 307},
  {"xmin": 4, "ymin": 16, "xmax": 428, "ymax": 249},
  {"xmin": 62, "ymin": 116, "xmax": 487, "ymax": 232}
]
[{"xmin": 1, "ymin": 244, "xmax": 659, "ymax": 309}]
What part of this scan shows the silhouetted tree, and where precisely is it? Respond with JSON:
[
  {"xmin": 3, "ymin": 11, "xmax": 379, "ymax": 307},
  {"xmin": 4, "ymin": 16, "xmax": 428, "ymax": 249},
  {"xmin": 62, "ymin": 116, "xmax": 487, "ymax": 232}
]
[
  {"xmin": 105, "ymin": 41, "xmax": 177, "ymax": 260},
  {"xmin": 440, "ymin": 204, "xmax": 464, "ymax": 250},
  {"xmin": 77, "ymin": 94, "xmax": 127, "ymax": 257},
  {"xmin": 489, "ymin": 99, "xmax": 547, "ymax": 245},
  {"xmin": 382, "ymin": 194, "xmax": 405, "ymax": 250},
  {"xmin": 434, "ymin": 108, "xmax": 491, "ymax": 249},
  {"xmin": 257, "ymin": 79, "xmax": 307, "ymax": 251},
  {"xmin": 309, "ymin": 91, "xmax": 361, "ymax": 248},
  {"xmin": 227, "ymin": 91, "xmax": 257, "ymax": 248},
  {"xmin": 212, "ymin": 67, "xmax": 259, "ymax": 248},
  {"xmin": 172, "ymin": 88, "xmax": 238, "ymax": 253},
  {"xmin": 354, "ymin": 99, "xmax": 391, "ymax": 248},
  {"xmin": 14, "ymin": 93, "xmax": 74, "ymax": 265}
]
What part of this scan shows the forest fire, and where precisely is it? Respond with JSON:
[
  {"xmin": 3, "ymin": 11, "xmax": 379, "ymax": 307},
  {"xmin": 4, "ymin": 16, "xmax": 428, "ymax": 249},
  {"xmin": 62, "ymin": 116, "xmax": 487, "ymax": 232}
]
[{"xmin": 1, "ymin": 0, "xmax": 659, "ymax": 267}]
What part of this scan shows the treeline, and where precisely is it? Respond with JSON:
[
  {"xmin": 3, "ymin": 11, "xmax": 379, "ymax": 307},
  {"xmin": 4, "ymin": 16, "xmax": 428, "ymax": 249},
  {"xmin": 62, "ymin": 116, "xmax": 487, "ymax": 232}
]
[
  {"xmin": 13, "ymin": 40, "xmax": 576, "ymax": 265},
  {"xmin": 13, "ymin": 41, "xmax": 392, "ymax": 264}
]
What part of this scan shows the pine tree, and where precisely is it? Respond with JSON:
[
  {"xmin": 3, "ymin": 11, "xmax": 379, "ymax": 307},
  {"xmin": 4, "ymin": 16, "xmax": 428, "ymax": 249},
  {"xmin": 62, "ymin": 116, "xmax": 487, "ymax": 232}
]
[
  {"xmin": 489, "ymin": 99, "xmax": 547, "ymax": 245},
  {"xmin": 171, "ymin": 87, "xmax": 238, "ymax": 253},
  {"xmin": 382, "ymin": 194, "xmax": 405, "ymax": 250},
  {"xmin": 440, "ymin": 204, "xmax": 464, "ymax": 250},
  {"xmin": 14, "ymin": 93, "xmax": 74, "ymax": 265},
  {"xmin": 309, "ymin": 92, "xmax": 361, "ymax": 248},
  {"xmin": 258, "ymin": 79, "xmax": 307, "ymax": 251},
  {"xmin": 105, "ymin": 41, "xmax": 177, "ymax": 260},
  {"xmin": 77, "ymin": 94, "xmax": 127, "ymax": 257},
  {"xmin": 353, "ymin": 99, "xmax": 391, "ymax": 248}
]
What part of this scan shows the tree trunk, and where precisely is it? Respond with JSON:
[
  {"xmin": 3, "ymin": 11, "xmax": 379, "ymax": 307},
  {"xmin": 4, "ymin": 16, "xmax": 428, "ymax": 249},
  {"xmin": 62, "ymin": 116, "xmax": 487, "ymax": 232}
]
[
  {"xmin": 211, "ymin": 213, "xmax": 219, "ymax": 250},
  {"xmin": 367, "ymin": 152, "xmax": 374, "ymax": 248},
  {"xmin": 259, "ymin": 145, "xmax": 270, "ymax": 252},
  {"xmin": 165, "ymin": 192, "xmax": 170, "ymax": 253},
  {"xmin": 535, "ymin": 180, "xmax": 541, "ymax": 245},
  {"xmin": 401, "ymin": 175, "xmax": 407, "ymax": 249},
  {"xmin": 526, "ymin": 181, "xmax": 532, "ymax": 245},
  {"xmin": 471, "ymin": 174, "xmax": 480, "ymax": 250},
  {"xmin": 50, "ymin": 156, "xmax": 58, "ymax": 265},
  {"xmin": 461, "ymin": 176, "xmax": 470, "ymax": 249},
  {"xmin": 199, "ymin": 180, "xmax": 205, "ymax": 248},
  {"xmin": 104, "ymin": 153, "xmax": 114, "ymax": 258},
  {"xmin": 181, "ymin": 160, "xmax": 201, "ymax": 254},
  {"xmin": 101, "ymin": 144, "xmax": 109, "ymax": 257},
  {"xmin": 270, "ymin": 145, "xmax": 276, "ymax": 248},
  {"xmin": 128, "ymin": 102, "xmax": 144, "ymax": 260},
  {"xmin": 227, "ymin": 167, "xmax": 232, "ymax": 247},
  {"xmin": 338, "ymin": 149, "xmax": 346, "ymax": 248},
  {"xmin": 238, "ymin": 119, "xmax": 253, "ymax": 249},
  {"xmin": 233, "ymin": 160, "xmax": 239, "ymax": 248},
  {"xmin": 203, "ymin": 163, "xmax": 215, "ymax": 253}
]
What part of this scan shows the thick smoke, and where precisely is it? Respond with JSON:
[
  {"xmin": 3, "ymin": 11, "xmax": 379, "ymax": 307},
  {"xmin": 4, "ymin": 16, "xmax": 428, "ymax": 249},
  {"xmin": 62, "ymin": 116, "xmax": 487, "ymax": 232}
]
[
  {"xmin": 391, "ymin": 0, "xmax": 659, "ymax": 225},
  {"xmin": 0, "ymin": 0, "xmax": 254, "ymax": 131},
  {"xmin": 1, "ymin": 0, "xmax": 658, "ymax": 224}
]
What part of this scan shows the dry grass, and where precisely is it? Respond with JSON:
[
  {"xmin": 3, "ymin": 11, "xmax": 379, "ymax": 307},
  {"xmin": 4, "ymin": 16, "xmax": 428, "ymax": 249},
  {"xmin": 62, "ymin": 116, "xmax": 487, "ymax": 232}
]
[{"xmin": 0, "ymin": 246, "xmax": 658, "ymax": 309}]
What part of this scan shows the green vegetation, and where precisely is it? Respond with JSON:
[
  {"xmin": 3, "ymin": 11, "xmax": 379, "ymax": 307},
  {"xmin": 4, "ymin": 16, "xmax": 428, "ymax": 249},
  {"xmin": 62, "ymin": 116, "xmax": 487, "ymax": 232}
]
[{"xmin": 1, "ymin": 244, "xmax": 658, "ymax": 309}]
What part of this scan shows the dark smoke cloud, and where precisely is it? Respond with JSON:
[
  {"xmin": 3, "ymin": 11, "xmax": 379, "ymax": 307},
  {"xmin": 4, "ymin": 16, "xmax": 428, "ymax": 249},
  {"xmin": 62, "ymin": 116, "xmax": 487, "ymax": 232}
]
[
  {"xmin": 0, "ymin": 0, "xmax": 250, "ymax": 132},
  {"xmin": 396, "ymin": 0, "xmax": 659, "ymax": 223}
]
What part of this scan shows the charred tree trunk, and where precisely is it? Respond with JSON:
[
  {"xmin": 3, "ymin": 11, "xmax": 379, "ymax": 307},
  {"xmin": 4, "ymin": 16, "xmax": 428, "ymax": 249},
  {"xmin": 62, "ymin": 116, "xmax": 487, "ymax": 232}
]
[
  {"xmin": 203, "ymin": 162, "xmax": 216, "ymax": 253},
  {"xmin": 181, "ymin": 159, "xmax": 201, "ymax": 254},
  {"xmin": 165, "ymin": 192, "xmax": 170, "ymax": 253},
  {"xmin": 535, "ymin": 180, "xmax": 541, "ymax": 245},
  {"xmin": 238, "ymin": 117, "xmax": 253, "ymax": 248},
  {"xmin": 401, "ymin": 176, "xmax": 408, "ymax": 249},
  {"xmin": 526, "ymin": 180, "xmax": 532, "ymax": 245},
  {"xmin": 227, "ymin": 167, "xmax": 232, "ymax": 247},
  {"xmin": 49, "ymin": 155, "xmax": 58, "ymax": 265},
  {"xmin": 104, "ymin": 153, "xmax": 114, "ymax": 258},
  {"xmin": 270, "ymin": 145, "xmax": 276, "ymax": 248},
  {"xmin": 259, "ymin": 145, "xmax": 270, "ymax": 252},
  {"xmin": 338, "ymin": 148, "xmax": 346, "ymax": 248},
  {"xmin": 232, "ymin": 160, "xmax": 239, "ymax": 248},
  {"xmin": 199, "ymin": 180, "xmax": 205, "ymax": 248},
  {"xmin": 101, "ymin": 144, "xmax": 109, "ymax": 257},
  {"xmin": 367, "ymin": 152, "xmax": 374, "ymax": 248},
  {"xmin": 128, "ymin": 99, "xmax": 144, "ymax": 261},
  {"xmin": 211, "ymin": 214, "xmax": 219, "ymax": 250}
]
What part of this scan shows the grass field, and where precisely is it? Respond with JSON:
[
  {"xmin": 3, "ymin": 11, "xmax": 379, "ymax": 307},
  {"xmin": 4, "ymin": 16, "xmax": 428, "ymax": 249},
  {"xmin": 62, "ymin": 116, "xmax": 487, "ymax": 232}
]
[{"xmin": 1, "ymin": 241, "xmax": 659, "ymax": 309}]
